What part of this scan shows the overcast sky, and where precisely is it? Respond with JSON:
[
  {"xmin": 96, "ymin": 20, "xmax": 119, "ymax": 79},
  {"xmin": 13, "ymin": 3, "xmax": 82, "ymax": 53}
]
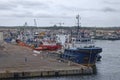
[{"xmin": 0, "ymin": 0, "xmax": 120, "ymax": 27}]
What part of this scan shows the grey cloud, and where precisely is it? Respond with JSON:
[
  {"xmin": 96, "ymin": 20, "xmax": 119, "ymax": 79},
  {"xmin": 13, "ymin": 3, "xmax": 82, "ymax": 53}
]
[
  {"xmin": 58, "ymin": 4, "xmax": 119, "ymax": 13},
  {"xmin": 0, "ymin": 1, "xmax": 17, "ymax": 10},
  {"xmin": 11, "ymin": 0, "xmax": 50, "ymax": 9},
  {"xmin": 58, "ymin": 5, "xmax": 98, "ymax": 12},
  {"xmin": 0, "ymin": 0, "xmax": 119, "ymax": 19},
  {"xmin": 0, "ymin": 0, "xmax": 53, "ymax": 18},
  {"xmin": 3, "ymin": 11, "xmax": 53, "ymax": 18},
  {"xmin": 4, "ymin": 11, "xmax": 73, "ymax": 18},
  {"xmin": 0, "ymin": 0, "xmax": 50, "ymax": 12},
  {"xmin": 11, "ymin": 12, "xmax": 33, "ymax": 17},
  {"xmin": 0, "ymin": 11, "xmax": 32, "ymax": 17},
  {"xmin": 102, "ymin": 7, "xmax": 117, "ymax": 12},
  {"xmin": 103, "ymin": 1, "xmax": 120, "ymax": 5}
]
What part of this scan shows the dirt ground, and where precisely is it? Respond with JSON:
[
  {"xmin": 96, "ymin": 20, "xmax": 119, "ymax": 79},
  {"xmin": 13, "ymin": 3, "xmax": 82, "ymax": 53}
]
[{"xmin": 0, "ymin": 42, "xmax": 85, "ymax": 73}]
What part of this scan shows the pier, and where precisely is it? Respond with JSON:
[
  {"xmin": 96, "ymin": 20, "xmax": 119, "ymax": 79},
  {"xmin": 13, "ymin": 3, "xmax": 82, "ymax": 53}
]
[{"xmin": 0, "ymin": 42, "xmax": 94, "ymax": 79}]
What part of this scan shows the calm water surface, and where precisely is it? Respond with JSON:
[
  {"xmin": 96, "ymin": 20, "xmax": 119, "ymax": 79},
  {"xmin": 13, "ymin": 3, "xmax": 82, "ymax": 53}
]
[{"xmin": 21, "ymin": 40, "xmax": 120, "ymax": 80}]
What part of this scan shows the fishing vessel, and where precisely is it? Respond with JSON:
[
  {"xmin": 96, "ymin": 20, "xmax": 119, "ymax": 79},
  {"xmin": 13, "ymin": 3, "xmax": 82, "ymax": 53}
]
[
  {"xmin": 61, "ymin": 15, "xmax": 102, "ymax": 66},
  {"xmin": 34, "ymin": 34, "xmax": 62, "ymax": 51}
]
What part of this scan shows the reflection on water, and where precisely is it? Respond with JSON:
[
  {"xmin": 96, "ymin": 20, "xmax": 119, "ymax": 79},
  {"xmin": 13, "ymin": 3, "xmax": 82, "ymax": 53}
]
[{"xmin": 22, "ymin": 40, "xmax": 120, "ymax": 80}]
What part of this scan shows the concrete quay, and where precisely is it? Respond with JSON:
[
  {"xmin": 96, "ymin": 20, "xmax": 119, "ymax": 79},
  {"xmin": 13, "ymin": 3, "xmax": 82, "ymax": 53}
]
[{"xmin": 0, "ymin": 43, "xmax": 94, "ymax": 79}]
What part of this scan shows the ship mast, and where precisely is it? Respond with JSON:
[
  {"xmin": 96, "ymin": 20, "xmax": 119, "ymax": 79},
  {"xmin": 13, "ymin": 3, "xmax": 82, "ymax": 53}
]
[
  {"xmin": 34, "ymin": 19, "xmax": 37, "ymax": 27},
  {"xmin": 33, "ymin": 19, "xmax": 38, "ymax": 34},
  {"xmin": 76, "ymin": 14, "xmax": 81, "ymax": 38}
]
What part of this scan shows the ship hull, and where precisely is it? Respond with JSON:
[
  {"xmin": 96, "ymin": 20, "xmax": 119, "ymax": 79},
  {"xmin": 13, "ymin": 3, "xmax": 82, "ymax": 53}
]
[
  {"xmin": 34, "ymin": 45, "xmax": 62, "ymax": 51},
  {"xmin": 60, "ymin": 47, "xmax": 102, "ymax": 65}
]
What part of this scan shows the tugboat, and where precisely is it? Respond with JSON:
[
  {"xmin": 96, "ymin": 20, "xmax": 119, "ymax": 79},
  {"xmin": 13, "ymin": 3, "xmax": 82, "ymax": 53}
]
[{"xmin": 61, "ymin": 15, "xmax": 102, "ymax": 66}]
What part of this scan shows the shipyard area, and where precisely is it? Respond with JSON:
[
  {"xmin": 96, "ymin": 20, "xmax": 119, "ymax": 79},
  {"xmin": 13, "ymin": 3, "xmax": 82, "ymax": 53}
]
[
  {"xmin": 0, "ymin": 42, "xmax": 94, "ymax": 79},
  {"xmin": 0, "ymin": 16, "xmax": 103, "ymax": 79},
  {"xmin": 1, "ymin": 0, "xmax": 120, "ymax": 80}
]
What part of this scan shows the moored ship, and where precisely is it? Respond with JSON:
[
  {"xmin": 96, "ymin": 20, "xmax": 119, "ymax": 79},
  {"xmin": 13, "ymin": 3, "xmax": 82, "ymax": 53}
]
[{"xmin": 61, "ymin": 15, "xmax": 102, "ymax": 66}]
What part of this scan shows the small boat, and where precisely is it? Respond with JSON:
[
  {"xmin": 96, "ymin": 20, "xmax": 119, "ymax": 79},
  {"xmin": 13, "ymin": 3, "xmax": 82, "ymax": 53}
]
[
  {"xmin": 34, "ymin": 42, "xmax": 62, "ymax": 51},
  {"xmin": 60, "ymin": 15, "xmax": 102, "ymax": 66}
]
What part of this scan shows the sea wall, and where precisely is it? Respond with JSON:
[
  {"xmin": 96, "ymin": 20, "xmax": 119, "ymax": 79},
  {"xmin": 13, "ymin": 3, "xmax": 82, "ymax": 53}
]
[{"xmin": 0, "ymin": 67, "xmax": 93, "ymax": 79}]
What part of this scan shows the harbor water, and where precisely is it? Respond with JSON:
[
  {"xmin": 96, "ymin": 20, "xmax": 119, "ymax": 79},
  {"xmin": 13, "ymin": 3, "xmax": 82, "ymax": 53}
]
[{"xmin": 21, "ymin": 40, "xmax": 120, "ymax": 80}]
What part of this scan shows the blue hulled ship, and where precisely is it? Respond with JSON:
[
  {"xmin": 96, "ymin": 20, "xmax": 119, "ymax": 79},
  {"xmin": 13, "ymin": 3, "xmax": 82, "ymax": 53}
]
[{"xmin": 61, "ymin": 15, "xmax": 102, "ymax": 66}]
